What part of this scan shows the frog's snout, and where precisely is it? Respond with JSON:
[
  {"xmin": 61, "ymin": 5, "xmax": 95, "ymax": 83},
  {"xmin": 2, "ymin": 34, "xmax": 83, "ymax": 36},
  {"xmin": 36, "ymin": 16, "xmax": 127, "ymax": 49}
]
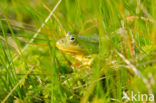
[{"xmin": 56, "ymin": 38, "xmax": 65, "ymax": 48}]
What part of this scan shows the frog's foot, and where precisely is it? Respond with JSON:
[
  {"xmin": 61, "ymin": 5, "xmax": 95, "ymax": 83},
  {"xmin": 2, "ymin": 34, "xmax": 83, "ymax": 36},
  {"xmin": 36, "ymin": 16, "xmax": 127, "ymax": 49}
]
[
  {"xmin": 73, "ymin": 61, "xmax": 81, "ymax": 68},
  {"xmin": 78, "ymin": 64, "xmax": 90, "ymax": 69},
  {"xmin": 72, "ymin": 61, "xmax": 89, "ymax": 70},
  {"xmin": 72, "ymin": 60, "xmax": 90, "ymax": 70}
]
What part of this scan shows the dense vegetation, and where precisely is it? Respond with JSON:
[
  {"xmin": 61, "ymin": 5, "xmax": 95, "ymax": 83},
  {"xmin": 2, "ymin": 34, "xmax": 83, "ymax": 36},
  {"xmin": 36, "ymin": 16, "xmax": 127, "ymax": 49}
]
[{"xmin": 0, "ymin": 0, "xmax": 155, "ymax": 103}]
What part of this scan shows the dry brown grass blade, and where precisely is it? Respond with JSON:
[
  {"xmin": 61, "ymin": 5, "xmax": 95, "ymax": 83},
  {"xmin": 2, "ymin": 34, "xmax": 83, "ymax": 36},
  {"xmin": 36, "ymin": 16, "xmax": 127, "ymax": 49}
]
[
  {"xmin": 7, "ymin": 36, "xmax": 21, "ymax": 56},
  {"xmin": 0, "ymin": 36, "xmax": 21, "ymax": 56},
  {"xmin": 79, "ymin": 24, "xmax": 98, "ymax": 34},
  {"xmin": 115, "ymin": 50, "xmax": 154, "ymax": 101},
  {"xmin": 42, "ymin": 3, "xmax": 66, "ymax": 36},
  {"xmin": 60, "ymin": 51, "xmax": 73, "ymax": 71}
]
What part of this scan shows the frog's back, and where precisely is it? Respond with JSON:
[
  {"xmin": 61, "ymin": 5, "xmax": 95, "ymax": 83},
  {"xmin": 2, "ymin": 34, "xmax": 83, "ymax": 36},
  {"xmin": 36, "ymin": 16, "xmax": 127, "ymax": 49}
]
[
  {"xmin": 77, "ymin": 34, "xmax": 99, "ymax": 44},
  {"xmin": 76, "ymin": 34, "xmax": 99, "ymax": 54}
]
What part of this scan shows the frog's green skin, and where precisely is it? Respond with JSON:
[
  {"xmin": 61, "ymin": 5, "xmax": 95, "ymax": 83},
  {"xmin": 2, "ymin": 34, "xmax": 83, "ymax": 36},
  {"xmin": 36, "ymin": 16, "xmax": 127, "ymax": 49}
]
[{"xmin": 56, "ymin": 33, "xmax": 99, "ymax": 68}]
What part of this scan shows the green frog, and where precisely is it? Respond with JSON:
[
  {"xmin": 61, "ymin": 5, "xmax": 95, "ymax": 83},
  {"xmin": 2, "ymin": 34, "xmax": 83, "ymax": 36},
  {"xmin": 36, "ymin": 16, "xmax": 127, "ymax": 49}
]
[{"xmin": 56, "ymin": 32, "xmax": 99, "ymax": 69}]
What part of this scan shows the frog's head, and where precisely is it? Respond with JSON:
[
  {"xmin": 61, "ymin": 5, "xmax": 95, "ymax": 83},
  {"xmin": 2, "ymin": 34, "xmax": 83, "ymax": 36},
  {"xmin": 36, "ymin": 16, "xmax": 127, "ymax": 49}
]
[{"xmin": 56, "ymin": 32, "xmax": 85, "ymax": 54}]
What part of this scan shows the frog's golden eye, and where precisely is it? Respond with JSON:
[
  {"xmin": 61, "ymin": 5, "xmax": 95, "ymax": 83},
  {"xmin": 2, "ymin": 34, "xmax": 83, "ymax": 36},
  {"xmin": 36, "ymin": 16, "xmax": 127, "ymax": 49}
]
[{"xmin": 70, "ymin": 35, "xmax": 75, "ymax": 41}]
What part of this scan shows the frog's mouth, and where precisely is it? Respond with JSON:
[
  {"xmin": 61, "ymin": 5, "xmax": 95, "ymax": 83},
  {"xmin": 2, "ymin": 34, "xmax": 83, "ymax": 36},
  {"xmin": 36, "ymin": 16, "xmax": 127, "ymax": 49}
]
[{"xmin": 56, "ymin": 42, "xmax": 85, "ymax": 54}]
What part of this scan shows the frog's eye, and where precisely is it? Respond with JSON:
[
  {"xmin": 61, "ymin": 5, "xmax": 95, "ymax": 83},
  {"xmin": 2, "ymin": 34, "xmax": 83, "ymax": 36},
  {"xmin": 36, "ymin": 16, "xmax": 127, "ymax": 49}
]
[{"xmin": 70, "ymin": 36, "xmax": 75, "ymax": 41}]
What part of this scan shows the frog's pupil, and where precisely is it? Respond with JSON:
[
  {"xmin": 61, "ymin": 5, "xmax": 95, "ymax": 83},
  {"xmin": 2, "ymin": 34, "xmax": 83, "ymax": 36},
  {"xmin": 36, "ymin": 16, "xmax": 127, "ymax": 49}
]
[{"xmin": 70, "ymin": 36, "xmax": 75, "ymax": 40}]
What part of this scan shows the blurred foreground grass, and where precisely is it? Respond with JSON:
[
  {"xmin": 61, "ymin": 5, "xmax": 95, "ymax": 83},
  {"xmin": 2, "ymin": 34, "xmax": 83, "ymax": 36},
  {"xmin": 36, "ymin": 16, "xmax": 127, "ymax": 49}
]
[{"xmin": 0, "ymin": 0, "xmax": 156, "ymax": 103}]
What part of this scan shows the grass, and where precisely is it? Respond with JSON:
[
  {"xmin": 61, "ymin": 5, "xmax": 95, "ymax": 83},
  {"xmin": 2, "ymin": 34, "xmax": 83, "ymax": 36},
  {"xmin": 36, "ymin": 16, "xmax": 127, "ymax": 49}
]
[{"xmin": 0, "ymin": 0, "xmax": 156, "ymax": 103}]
